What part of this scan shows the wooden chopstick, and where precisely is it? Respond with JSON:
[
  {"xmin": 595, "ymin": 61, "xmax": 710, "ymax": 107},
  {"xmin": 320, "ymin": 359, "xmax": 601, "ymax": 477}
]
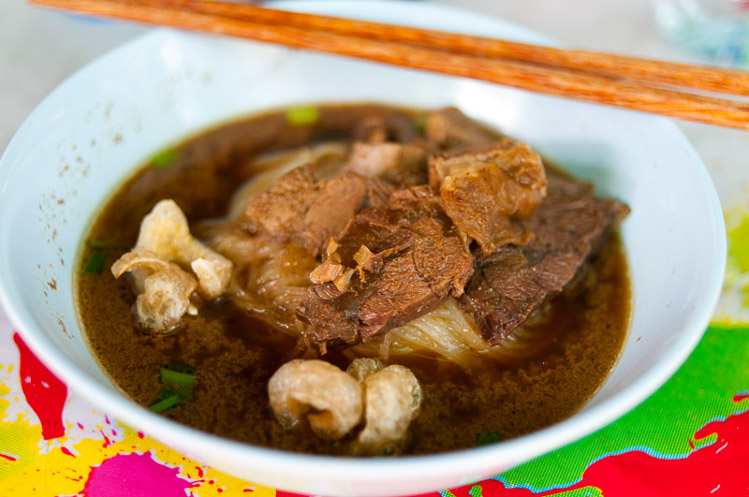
[
  {"xmin": 164, "ymin": 0, "xmax": 749, "ymax": 97},
  {"xmin": 31, "ymin": 0, "xmax": 749, "ymax": 130}
]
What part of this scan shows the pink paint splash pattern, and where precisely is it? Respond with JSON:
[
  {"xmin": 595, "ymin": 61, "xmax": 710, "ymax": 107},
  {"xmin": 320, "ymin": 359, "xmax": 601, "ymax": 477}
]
[
  {"xmin": 99, "ymin": 429, "xmax": 113, "ymax": 448},
  {"xmin": 80, "ymin": 452, "xmax": 200, "ymax": 497},
  {"xmin": 13, "ymin": 332, "xmax": 67, "ymax": 439},
  {"xmin": 279, "ymin": 394, "xmax": 749, "ymax": 497}
]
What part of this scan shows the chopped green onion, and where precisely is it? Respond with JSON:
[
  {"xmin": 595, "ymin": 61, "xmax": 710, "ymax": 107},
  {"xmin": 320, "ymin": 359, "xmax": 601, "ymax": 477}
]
[
  {"xmin": 157, "ymin": 388, "xmax": 177, "ymax": 401},
  {"xmin": 160, "ymin": 367, "xmax": 195, "ymax": 401},
  {"xmin": 286, "ymin": 106, "xmax": 320, "ymax": 126},
  {"xmin": 150, "ymin": 362, "xmax": 196, "ymax": 414},
  {"xmin": 149, "ymin": 148, "xmax": 178, "ymax": 169},
  {"xmin": 86, "ymin": 238, "xmax": 127, "ymax": 250},
  {"xmin": 149, "ymin": 393, "xmax": 181, "ymax": 413},
  {"xmin": 164, "ymin": 361, "xmax": 194, "ymax": 374},
  {"xmin": 82, "ymin": 251, "xmax": 106, "ymax": 274},
  {"xmin": 476, "ymin": 431, "xmax": 502, "ymax": 446},
  {"xmin": 160, "ymin": 368, "xmax": 195, "ymax": 388},
  {"xmin": 414, "ymin": 115, "xmax": 427, "ymax": 134},
  {"xmin": 157, "ymin": 363, "xmax": 196, "ymax": 401}
]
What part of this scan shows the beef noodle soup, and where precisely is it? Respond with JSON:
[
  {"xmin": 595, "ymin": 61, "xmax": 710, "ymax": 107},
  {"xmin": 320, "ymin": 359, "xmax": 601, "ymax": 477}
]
[{"xmin": 76, "ymin": 104, "xmax": 630, "ymax": 456}]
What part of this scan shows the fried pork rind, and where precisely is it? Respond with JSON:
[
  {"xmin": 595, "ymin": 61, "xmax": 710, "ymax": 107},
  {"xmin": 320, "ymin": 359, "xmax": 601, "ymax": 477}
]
[
  {"xmin": 111, "ymin": 199, "xmax": 233, "ymax": 333},
  {"xmin": 111, "ymin": 249, "xmax": 198, "ymax": 333},
  {"xmin": 135, "ymin": 199, "xmax": 232, "ymax": 300},
  {"xmin": 352, "ymin": 362, "xmax": 422, "ymax": 454},
  {"xmin": 268, "ymin": 359, "xmax": 363, "ymax": 440},
  {"xmin": 268, "ymin": 357, "xmax": 421, "ymax": 452},
  {"xmin": 346, "ymin": 357, "xmax": 384, "ymax": 383}
]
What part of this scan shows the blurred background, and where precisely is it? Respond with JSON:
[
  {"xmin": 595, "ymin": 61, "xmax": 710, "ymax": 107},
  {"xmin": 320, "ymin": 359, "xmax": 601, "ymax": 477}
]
[{"xmin": 1, "ymin": 0, "xmax": 747, "ymax": 206}]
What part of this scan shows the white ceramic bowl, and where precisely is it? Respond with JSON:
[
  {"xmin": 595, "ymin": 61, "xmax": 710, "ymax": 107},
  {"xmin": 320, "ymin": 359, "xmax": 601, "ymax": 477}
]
[{"xmin": 0, "ymin": 2, "xmax": 725, "ymax": 496}]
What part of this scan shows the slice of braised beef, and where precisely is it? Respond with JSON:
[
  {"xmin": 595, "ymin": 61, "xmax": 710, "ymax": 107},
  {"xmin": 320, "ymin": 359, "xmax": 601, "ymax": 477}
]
[
  {"xmin": 425, "ymin": 107, "xmax": 501, "ymax": 153},
  {"xmin": 345, "ymin": 141, "xmax": 429, "ymax": 187},
  {"xmin": 352, "ymin": 111, "xmax": 421, "ymax": 144},
  {"xmin": 301, "ymin": 172, "xmax": 390, "ymax": 255},
  {"xmin": 460, "ymin": 172, "xmax": 629, "ymax": 345},
  {"xmin": 297, "ymin": 187, "xmax": 474, "ymax": 354},
  {"xmin": 357, "ymin": 215, "xmax": 472, "ymax": 341},
  {"xmin": 243, "ymin": 163, "xmax": 318, "ymax": 240},
  {"xmin": 346, "ymin": 110, "xmax": 428, "ymax": 187},
  {"xmin": 245, "ymin": 165, "xmax": 393, "ymax": 257},
  {"xmin": 431, "ymin": 141, "xmax": 548, "ymax": 253}
]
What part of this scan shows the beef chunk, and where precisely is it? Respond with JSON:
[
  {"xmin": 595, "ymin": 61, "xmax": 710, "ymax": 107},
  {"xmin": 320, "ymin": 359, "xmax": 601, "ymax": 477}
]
[
  {"xmin": 357, "ymin": 219, "xmax": 466, "ymax": 340},
  {"xmin": 297, "ymin": 188, "xmax": 474, "ymax": 354},
  {"xmin": 302, "ymin": 172, "xmax": 387, "ymax": 255},
  {"xmin": 245, "ymin": 165, "xmax": 392, "ymax": 257},
  {"xmin": 299, "ymin": 282, "xmax": 362, "ymax": 352},
  {"xmin": 425, "ymin": 107, "xmax": 501, "ymax": 152},
  {"xmin": 387, "ymin": 185, "xmax": 445, "ymax": 223},
  {"xmin": 431, "ymin": 141, "xmax": 548, "ymax": 253},
  {"xmin": 332, "ymin": 207, "xmax": 416, "ymax": 267},
  {"xmin": 353, "ymin": 111, "xmax": 421, "ymax": 144},
  {"xmin": 244, "ymin": 163, "xmax": 317, "ymax": 240},
  {"xmin": 346, "ymin": 142, "xmax": 403, "ymax": 177},
  {"xmin": 346, "ymin": 110, "xmax": 427, "ymax": 187},
  {"xmin": 345, "ymin": 141, "xmax": 429, "ymax": 187},
  {"xmin": 460, "ymin": 172, "xmax": 629, "ymax": 345}
]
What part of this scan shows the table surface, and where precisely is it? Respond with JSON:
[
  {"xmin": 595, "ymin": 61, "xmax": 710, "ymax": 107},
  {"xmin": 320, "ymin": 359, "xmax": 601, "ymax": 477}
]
[{"xmin": 1, "ymin": 1, "xmax": 748, "ymax": 496}]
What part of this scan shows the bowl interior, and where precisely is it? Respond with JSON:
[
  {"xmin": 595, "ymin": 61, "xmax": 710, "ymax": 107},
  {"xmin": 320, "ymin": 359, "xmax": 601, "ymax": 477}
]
[{"xmin": 0, "ymin": 2, "xmax": 725, "ymax": 495}]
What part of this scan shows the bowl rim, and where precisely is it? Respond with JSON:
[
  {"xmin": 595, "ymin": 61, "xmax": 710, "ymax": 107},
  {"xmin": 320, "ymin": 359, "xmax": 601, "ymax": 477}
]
[{"xmin": 0, "ymin": 0, "xmax": 727, "ymax": 491}]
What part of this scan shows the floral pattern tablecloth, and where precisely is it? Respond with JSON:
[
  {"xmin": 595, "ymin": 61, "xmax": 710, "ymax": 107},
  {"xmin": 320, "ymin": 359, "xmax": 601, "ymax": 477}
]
[{"xmin": 3, "ymin": 0, "xmax": 749, "ymax": 494}]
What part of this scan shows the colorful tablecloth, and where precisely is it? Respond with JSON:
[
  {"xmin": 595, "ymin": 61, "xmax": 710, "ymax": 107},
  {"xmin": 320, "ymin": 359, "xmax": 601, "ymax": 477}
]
[
  {"xmin": 1, "ymin": 206, "xmax": 747, "ymax": 497},
  {"xmin": 3, "ymin": 1, "xmax": 749, "ymax": 495}
]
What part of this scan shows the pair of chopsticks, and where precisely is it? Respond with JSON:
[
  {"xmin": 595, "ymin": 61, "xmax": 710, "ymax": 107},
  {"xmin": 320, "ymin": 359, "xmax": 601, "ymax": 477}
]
[{"xmin": 31, "ymin": 0, "xmax": 749, "ymax": 130}]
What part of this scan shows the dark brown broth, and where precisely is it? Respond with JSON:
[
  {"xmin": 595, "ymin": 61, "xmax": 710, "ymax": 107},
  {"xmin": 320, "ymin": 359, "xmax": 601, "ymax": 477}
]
[{"xmin": 76, "ymin": 104, "xmax": 630, "ymax": 455}]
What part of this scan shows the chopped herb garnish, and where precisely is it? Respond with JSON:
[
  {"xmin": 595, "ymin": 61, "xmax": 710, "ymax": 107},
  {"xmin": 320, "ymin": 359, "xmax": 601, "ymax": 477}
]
[
  {"xmin": 414, "ymin": 115, "xmax": 427, "ymax": 134},
  {"xmin": 383, "ymin": 446, "xmax": 395, "ymax": 455},
  {"xmin": 476, "ymin": 431, "xmax": 502, "ymax": 446},
  {"xmin": 160, "ymin": 367, "xmax": 195, "ymax": 401},
  {"xmin": 160, "ymin": 368, "xmax": 195, "ymax": 387},
  {"xmin": 86, "ymin": 238, "xmax": 127, "ymax": 250},
  {"xmin": 149, "ymin": 148, "xmax": 178, "ymax": 169},
  {"xmin": 164, "ymin": 361, "xmax": 194, "ymax": 374},
  {"xmin": 286, "ymin": 106, "xmax": 320, "ymax": 126},
  {"xmin": 151, "ymin": 362, "xmax": 196, "ymax": 409},
  {"xmin": 82, "ymin": 251, "xmax": 106, "ymax": 274},
  {"xmin": 157, "ymin": 388, "xmax": 177, "ymax": 402},
  {"xmin": 149, "ymin": 393, "xmax": 181, "ymax": 413}
]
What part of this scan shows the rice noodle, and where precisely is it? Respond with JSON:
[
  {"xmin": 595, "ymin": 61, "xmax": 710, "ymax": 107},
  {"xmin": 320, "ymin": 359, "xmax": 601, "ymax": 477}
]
[
  {"xmin": 346, "ymin": 297, "xmax": 559, "ymax": 369},
  {"xmin": 221, "ymin": 234, "xmax": 317, "ymax": 335},
  {"xmin": 348, "ymin": 298, "xmax": 484, "ymax": 369}
]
